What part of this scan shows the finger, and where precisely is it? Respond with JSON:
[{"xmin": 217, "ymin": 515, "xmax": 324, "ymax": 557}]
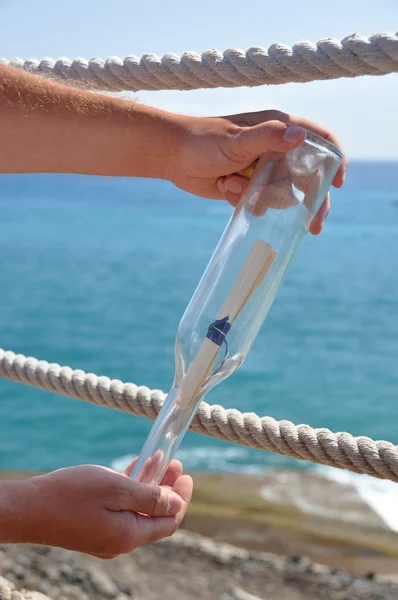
[
  {"xmin": 106, "ymin": 478, "xmax": 183, "ymax": 516},
  {"xmin": 126, "ymin": 449, "xmax": 163, "ymax": 483},
  {"xmin": 288, "ymin": 118, "xmax": 347, "ymax": 188},
  {"xmin": 124, "ymin": 454, "xmax": 155, "ymax": 482},
  {"xmin": 127, "ymin": 475, "xmax": 194, "ymax": 548},
  {"xmin": 224, "ymin": 175, "xmax": 248, "ymax": 197},
  {"xmin": 172, "ymin": 475, "xmax": 193, "ymax": 505},
  {"xmin": 269, "ymin": 114, "xmax": 346, "ymax": 188},
  {"xmin": 217, "ymin": 177, "xmax": 242, "ymax": 207},
  {"xmin": 225, "ymin": 165, "xmax": 299, "ymax": 215},
  {"xmin": 133, "ymin": 513, "xmax": 179, "ymax": 546},
  {"xmin": 223, "ymin": 156, "xmax": 329, "ymax": 227},
  {"xmin": 172, "ymin": 474, "xmax": 193, "ymax": 527},
  {"xmin": 124, "ymin": 457, "xmax": 138, "ymax": 478},
  {"xmin": 270, "ymin": 112, "xmax": 347, "ymax": 187},
  {"xmin": 124, "ymin": 455, "xmax": 155, "ymax": 480},
  {"xmin": 224, "ymin": 110, "xmax": 347, "ymax": 188},
  {"xmin": 253, "ymin": 179, "xmax": 299, "ymax": 216},
  {"xmin": 141, "ymin": 450, "xmax": 162, "ymax": 483},
  {"xmin": 124, "ymin": 457, "xmax": 183, "ymax": 488},
  {"xmin": 160, "ymin": 460, "xmax": 183, "ymax": 488},
  {"xmin": 230, "ymin": 121, "xmax": 305, "ymax": 165},
  {"xmin": 309, "ymin": 194, "xmax": 330, "ymax": 235}
]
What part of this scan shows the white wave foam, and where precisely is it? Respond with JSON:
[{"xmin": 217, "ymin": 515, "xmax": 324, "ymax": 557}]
[
  {"xmin": 175, "ymin": 446, "xmax": 265, "ymax": 473},
  {"xmin": 111, "ymin": 446, "xmax": 265, "ymax": 475},
  {"xmin": 315, "ymin": 465, "xmax": 398, "ymax": 532},
  {"xmin": 111, "ymin": 455, "xmax": 134, "ymax": 473}
]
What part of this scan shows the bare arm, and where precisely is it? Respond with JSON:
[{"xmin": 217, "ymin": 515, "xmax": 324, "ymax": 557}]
[
  {"xmin": 0, "ymin": 480, "xmax": 31, "ymax": 543},
  {"xmin": 0, "ymin": 64, "xmax": 185, "ymax": 180},
  {"xmin": 0, "ymin": 64, "xmax": 346, "ymax": 235}
]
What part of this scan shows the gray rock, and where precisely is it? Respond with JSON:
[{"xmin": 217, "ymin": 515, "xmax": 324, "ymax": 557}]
[
  {"xmin": 59, "ymin": 564, "xmax": 73, "ymax": 578},
  {"xmin": 59, "ymin": 583, "xmax": 90, "ymax": 600},
  {"xmin": 80, "ymin": 578, "xmax": 91, "ymax": 593},
  {"xmin": 51, "ymin": 548, "xmax": 74, "ymax": 566},
  {"xmin": 3, "ymin": 572, "xmax": 18, "ymax": 586},
  {"xmin": 24, "ymin": 576, "xmax": 43, "ymax": 592},
  {"xmin": 40, "ymin": 566, "xmax": 59, "ymax": 583},
  {"xmin": 118, "ymin": 582, "xmax": 133, "ymax": 595},
  {"xmin": 32, "ymin": 547, "xmax": 51, "ymax": 557},
  {"xmin": 0, "ymin": 558, "xmax": 14, "ymax": 572},
  {"xmin": 12, "ymin": 564, "xmax": 27, "ymax": 581},
  {"xmin": 311, "ymin": 563, "xmax": 331, "ymax": 576},
  {"xmin": 37, "ymin": 581, "xmax": 54, "ymax": 597},
  {"xmin": 69, "ymin": 569, "xmax": 88, "ymax": 585},
  {"xmin": 17, "ymin": 555, "xmax": 32, "ymax": 569},
  {"xmin": 89, "ymin": 568, "xmax": 119, "ymax": 597},
  {"xmin": 24, "ymin": 593, "xmax": 53, "ymax": 600},
  {"xmin": 231, "ymin": 588, "xmax": 265, "ymax": 600},
  {"xmin": 214, "ymin": 550, "xmax": 232, "ymax": 566},
  {"xmin": 286, "ymin": 555, "xmax": 312, "ymax": 571}
]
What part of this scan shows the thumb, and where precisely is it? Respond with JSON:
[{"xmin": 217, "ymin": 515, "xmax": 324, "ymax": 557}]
[
  {"xmin": 231, "ymin": 121, "xmax": 305, "ymax": 163},
  {"xmin": 107, "ymin": 479, "xmax": 183, "ymax": 517}
]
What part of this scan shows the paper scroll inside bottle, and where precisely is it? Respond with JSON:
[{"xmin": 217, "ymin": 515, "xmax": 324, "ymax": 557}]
[{"xmin": 177, "ymin": 239, "xmax": 277, "ymax": 409}]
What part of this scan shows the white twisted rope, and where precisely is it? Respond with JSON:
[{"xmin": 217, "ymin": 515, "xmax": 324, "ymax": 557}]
[
  {"xmin": 0, "ymin": 576, "xmax": 26, "ymax": 600},
  {"xmin": 1, "ymin": 348, "xmax": 398, "ymax": 481},
  {"xmin": 1, "ymin": 31, "xmax": 398, "ymax": 92}
]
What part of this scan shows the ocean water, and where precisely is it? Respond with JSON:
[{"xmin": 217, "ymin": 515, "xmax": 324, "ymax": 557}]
[{"xmin": 1, "ymin": 162, "xmax": 398, "ymax": 487}]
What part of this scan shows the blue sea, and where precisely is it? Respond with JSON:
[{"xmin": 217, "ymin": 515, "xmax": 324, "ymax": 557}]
[{"xmin": 1, "ymin": 163, "xmax": 398, "ymax": 479}]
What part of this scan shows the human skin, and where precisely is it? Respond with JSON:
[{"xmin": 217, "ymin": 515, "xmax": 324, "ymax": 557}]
[{"xmin": 0, "ymin": 460, "xmax": 192, "ymax": 559}]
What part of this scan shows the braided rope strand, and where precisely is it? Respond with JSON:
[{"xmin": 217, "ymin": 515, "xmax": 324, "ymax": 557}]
[
  {"xmin": 1, "ymin": 349, "xmax": 398, "ymax": 482},
  {"xmin": 0, "ymin": 577, "xmax": 26, "ymax": 600},
  {"xmin": 1, "ymin": 32, "xmax": 398, "ymax": 92}
]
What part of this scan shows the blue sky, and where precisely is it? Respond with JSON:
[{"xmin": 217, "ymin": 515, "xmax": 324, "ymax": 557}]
[{"xmin": 1, "ymin": 0, "xmax": 397, "ymax": 159}]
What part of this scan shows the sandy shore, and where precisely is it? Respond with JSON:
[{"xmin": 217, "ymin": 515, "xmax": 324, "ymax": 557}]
[{"xmin": 2, "ymin": 469, "xmax": 398, "ymax": 599}]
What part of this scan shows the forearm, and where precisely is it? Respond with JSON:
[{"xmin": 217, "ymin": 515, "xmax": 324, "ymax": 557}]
[
  {"xmin": 0, "ymin": 64, "xmax": 186, "ymax": 179},
  {"xmin": 0, "ymin": 480, "xmax": 34, "ymax": 543}
]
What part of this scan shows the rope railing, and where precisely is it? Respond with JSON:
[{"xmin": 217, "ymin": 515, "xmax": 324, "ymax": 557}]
[
  {"xmin": 0, "ymin": 577, "xmax": 25, "ymax": 600},
  {"xmin": 1, "ymin": 31, "xmax": 398, "ymax": 92},
  {"xmin": 1, "ymin": 348, "xmax": 398, "ymax": 482}
]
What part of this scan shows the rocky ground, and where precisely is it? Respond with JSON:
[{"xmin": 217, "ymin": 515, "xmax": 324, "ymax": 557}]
[
  {"xmin": 3, "ymin": 470, "xmax": 398, "ymax": 599},
  {"xmin": 2, "ymin": 531, "xmax": 398, "ymax": 600}
]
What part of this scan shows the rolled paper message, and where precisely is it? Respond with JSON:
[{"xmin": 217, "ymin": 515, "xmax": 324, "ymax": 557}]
[{"xmin": 178, "ymin": 240, "xmax": 277, "ymax": 409}]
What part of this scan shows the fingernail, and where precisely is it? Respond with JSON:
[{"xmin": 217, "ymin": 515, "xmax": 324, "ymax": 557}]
[
  {"xmin": 225, "ymin": 179, "xmax": 243, "ymax": 195},
  {"xmin": 167, "ymin": 493, "xmax": 182, "ymax": 515},
  {"xmin": 283, "ymin": 125, "xmax": 305, "ymax": 144}
]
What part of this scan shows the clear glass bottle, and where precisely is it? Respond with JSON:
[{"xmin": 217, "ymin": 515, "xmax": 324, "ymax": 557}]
[{"xmin": 131, "ymin": 130, "xmax": 343, "ymax": 485}]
